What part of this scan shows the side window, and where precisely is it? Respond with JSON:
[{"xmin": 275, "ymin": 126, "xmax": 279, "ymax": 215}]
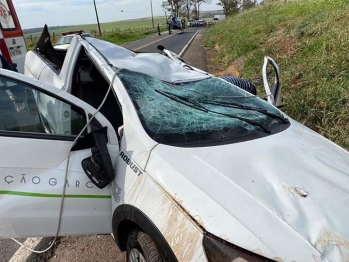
[
  {"xmin": 0, "ymin": 0, "xmax": 16, "ymax": 30},
  {"xmin": 0, "ymin": 75, "xmax": 86, "ymax": 138}
]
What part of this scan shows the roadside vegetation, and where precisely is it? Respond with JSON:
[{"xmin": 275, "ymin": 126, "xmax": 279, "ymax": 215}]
[
  {"xmin": 24, "ymin": 17, "xmax": 168, "ymax": 50},
  {"xmin": 204, "ymin": 0, "xmax": 349, "ymax": 150},
  {"xmin": 98, "ymin": 28, "xmax": 166, "ymax": 45},
  {"xmin": 24, "ymin": 17, "xmax": 167, "ymax": 39}
]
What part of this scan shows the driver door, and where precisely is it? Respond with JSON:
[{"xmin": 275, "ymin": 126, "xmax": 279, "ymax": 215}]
[{"xmin": 0, "ymin": 70, "xmax": 119, "ymax": 238}]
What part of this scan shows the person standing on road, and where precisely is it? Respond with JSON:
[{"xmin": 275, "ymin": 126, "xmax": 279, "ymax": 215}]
[{"xmin": 157, "ymin": 24, "xmax": 161, "ymax": 36}]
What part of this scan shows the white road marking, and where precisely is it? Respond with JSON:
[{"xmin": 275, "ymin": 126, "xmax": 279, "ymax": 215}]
[
  {"xmin": 179, "ymin": 29, "xmax": 201, "ymax": 57},
  {"xmin": 9, "ymin": 238, "xmax": 43, "ymax": 262}
]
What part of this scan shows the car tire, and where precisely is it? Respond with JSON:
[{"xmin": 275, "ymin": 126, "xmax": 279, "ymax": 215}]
[{"xmin": 126, "ymin": 229, "xmax": 163, "ymax": 262}]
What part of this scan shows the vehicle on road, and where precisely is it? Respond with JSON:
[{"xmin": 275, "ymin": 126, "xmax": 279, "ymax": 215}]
[
  {"xmin": 54, "ymin": 30, "xmax": 93, "ymax": 51},
  {"xmin": 0, "ymin": 26, "xmax": 348, "ymax": 262},
  {"xmin": 169, "ymin": 16, "xmax": 183, "ymax": 30},
  {"xmin": 0, "ymin": 0, "xmax": 27, "ymax": 73},
  {"xmin": 213, "ymin": 15, "xmax": 226, "ymax": 24}
]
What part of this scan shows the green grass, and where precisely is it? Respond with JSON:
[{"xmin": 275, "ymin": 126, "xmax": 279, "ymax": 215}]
[
  {"xmin": 25, "ymin": 17, "xmax": 169, "ymax": 50},
  {"xmin": 98, "ymin": 29, "xmax": 160, "ymax": 45},
  {"xmin": 204, "ymin": 0, "xmax": 349, "ymax": 150},
  {"xmin": 25, "ymin": 17, "xmax": 167, "ymax": 40}
]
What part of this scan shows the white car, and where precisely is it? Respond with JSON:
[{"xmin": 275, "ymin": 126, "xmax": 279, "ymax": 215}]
[
  {"xmin": 54, "ymin": 32, "xmax": 93, "ymax": 51},
  {"xmin": 0, "ymin": 31, "xmax": 348, "ymax": 262}
]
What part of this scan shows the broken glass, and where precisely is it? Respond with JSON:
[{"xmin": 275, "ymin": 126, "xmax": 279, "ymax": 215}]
[{"xmin": 117, "ymin": 69, "xmax": 289, "ymax": 146}]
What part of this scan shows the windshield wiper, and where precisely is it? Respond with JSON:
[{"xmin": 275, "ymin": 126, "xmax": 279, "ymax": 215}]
[
  {"xmin": 155, "ymin": 89, "xmax": 208, "ymax": 113},
  {"xmin": 198, "ymin": 100, "xmax": 289, "ymax": 124},
  {"xmin": 155, "ymin": 89, "xmax": 271, "ymax": 133}
]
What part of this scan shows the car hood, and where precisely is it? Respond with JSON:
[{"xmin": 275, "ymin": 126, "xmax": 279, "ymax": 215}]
[{"xmin": 147, "ymin": 120, "xmax": 349, "ymax": 261}]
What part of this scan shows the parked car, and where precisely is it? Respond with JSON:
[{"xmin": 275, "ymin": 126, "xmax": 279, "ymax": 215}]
[
  {"xmin": 54, "ymin": 30, "xmax": 93, "ymax": 51},
  {"xmin": 0, "ymin": 25, "xmax": 348, "ymax": 262},
  {"xmin": 187, "ymin": 18, "xmax": 195, "ymax": 27}
]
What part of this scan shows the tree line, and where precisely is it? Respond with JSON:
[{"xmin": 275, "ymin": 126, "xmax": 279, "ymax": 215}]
[{"xmin": 161, "ymin": 0, "xmax": 262, "ymax": 19}]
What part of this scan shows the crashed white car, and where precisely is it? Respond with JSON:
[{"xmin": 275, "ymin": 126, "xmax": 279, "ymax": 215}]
[{"xmin": 0, "ymin": 26, "xmax": 348, "ymax": 262}]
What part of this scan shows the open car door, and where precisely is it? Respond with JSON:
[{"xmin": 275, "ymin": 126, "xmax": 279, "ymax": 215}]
[
  {"xmin": 0, "ymin": 69, "xmax": 119, "ymax": 238},
  {"xmin": 263, "ymin": 56, "xmax": 283, "ymax": 107}
]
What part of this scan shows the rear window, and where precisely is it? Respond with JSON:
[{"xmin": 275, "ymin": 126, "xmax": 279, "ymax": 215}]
[
  {"xmin": 0, "ymin": 0, "xmax": 16, "ymax": 30},
  {"xmin": 55, "ymin": 36, "xmax": 74, "ymax": 45}
]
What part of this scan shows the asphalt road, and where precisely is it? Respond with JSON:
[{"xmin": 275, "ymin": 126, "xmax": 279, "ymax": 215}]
[
  {"xmin": 2, "ymin": 26, "xmax": 205, "ymax": 262},
  {"xmin": 0, "ymin": 238, "xmax": 29, "ymax": 262},
  {"xmin": 124, "ymin": 27, "xmax": 201, "ymax": 54}
]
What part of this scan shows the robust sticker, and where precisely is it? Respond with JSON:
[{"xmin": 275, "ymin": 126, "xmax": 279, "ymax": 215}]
[{"xmin": 119, "ymin": 151, "xmax": 143, "ymax": 176}]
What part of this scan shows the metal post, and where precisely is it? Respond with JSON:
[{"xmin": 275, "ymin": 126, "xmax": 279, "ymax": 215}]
[
  {"xmin": 93, "ymin": 0, "xmax": 102, "ymax": 36},
  {"xmin": 150, "ymin": 0, "xmax": 154, "ymax": 29}
]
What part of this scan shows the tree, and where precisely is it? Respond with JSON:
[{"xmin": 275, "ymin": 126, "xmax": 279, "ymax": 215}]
[
  {"xmin": 183, "ymin": 0, "xmax": 195, "ymax": 19},
  {"xmin": 217, "ymin": 0, "xmax": 239, "ymax": 16},
  {"xmin": 162, "ymin": 0, "xmax": 183, "ymax": 17},
  {"xmin": 191, "ymin": 4, "xmax": 198, "ymax": 19},
  {"xmin": 193, "ymin": 0, "xmax": 212, "ymax": 20},
  {"xmin": 243, "ymin": 0, "xmax": 258, "ymax": 10}
]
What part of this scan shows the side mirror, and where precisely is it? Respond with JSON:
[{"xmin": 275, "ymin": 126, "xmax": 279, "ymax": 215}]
[
  {"xmin": 262, "ymin": 56, "xmax": 283, "ymax": 107},
  {"xmin": 72, "ymin": 127, "xmax": 114, "ymax": 189}
]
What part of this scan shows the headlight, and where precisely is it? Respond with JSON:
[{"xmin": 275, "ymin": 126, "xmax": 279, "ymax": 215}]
[{"xmin": 203, "ymin": 234, "xmax": 274, "ymax": 262}]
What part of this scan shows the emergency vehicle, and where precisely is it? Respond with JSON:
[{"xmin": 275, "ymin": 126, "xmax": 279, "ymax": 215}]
[
  {"xmin": 54, "ymin": 30, "xmax": 93, "ymax": 52},
  {"xmin": 0, "ymin": 0, "xmax": 27, "ymax": 73}
]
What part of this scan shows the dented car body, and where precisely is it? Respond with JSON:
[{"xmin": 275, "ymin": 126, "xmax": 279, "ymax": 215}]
[{"xmin": 0, "ymin": 31, "xmax": 349, "ymax": 262}]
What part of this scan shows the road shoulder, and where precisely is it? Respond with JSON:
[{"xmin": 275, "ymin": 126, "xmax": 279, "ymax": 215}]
[{"xmin": 182, "ymin": 29, "xmax": 208, "ymax": 72}]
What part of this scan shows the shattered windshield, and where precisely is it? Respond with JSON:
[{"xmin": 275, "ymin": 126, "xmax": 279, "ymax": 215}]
[{"xmin": 117, "ymin": 69, "xmax": 290, "ymax": 146}]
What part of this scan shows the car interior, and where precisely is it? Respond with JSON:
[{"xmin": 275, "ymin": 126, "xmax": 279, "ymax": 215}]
[
  {"xmin": 34, "ymin": 25, "xmax": 124, "ymax": 138},
  {"xmin": 71, "ymin": 47, "xmax": 124, "ymax": 136}
]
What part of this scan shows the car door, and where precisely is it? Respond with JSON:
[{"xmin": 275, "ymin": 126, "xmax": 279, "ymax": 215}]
[{"xmin": 0, "ymin": 70, "xmax": 119, "ymax": 238}]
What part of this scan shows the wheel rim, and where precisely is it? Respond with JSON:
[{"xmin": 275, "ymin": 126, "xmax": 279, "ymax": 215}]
[{"xmin": 129, "ymin": 248, "xmax": 146, "ymax": 262}]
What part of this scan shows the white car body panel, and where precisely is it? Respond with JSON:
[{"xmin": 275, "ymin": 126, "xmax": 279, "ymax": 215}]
[
  {"xmin": 147, "ymin": 119, "xmax": 349, "ymax": 261},
  {"xmin": 0, "ymin": 69, "xmax": 119, "ymax": 237},
  {"xmin": 1, "ymin": 35, "xmax": 347, "ymax": 262}
]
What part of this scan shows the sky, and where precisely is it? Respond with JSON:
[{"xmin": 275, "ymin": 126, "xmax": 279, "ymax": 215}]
[{"xmin": 12, "ymin": 0, "xmax": 221, "ymax": 29}]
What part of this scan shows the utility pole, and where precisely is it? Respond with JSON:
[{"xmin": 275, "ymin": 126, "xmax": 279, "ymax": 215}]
[
  {"xmin": 187, "ymin": 0, "xmax": 190, "ymax": 20},
  {"xmin": 93, "ymin": 0, "xmax": 101, "ymax": 36},
  {"xmin": 150, "ymin": 0, "xmax": 155, "ymax": 29}
]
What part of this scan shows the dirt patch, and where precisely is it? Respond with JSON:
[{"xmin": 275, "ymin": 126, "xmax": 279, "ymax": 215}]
[
  {"xmin": 214, "ymin": 43, "xmax": 221, "ymax": 52},
  {"xmin": 205, "ymin": 48, "xmax": 224, "ymax": 75},
  {"xmin": 205, "ymin": 48, "xmax": 246, "ymax": 78},
  {"xmin": 264, "ymin": 28, "xmax": 299, "ymax": 58},
  {"xmin": 48, "ymin": 235, "xmax": 125, "ymax": 262},
  {"xmin": 218, "ymin": 63, "xmax": 240, "ymax": 77},
  {"xmin": 214, "ymin": 36, "xmax": 221, "ymax": 52}
]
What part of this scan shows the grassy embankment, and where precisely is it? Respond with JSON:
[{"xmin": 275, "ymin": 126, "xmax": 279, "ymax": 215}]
[
  {"xmin": 25, "ymin": 17, "xmax": 168, "ymax": 49},
  {"xmin": 204, "ymin": 0, "xmax": 349, "ymax": 150}
]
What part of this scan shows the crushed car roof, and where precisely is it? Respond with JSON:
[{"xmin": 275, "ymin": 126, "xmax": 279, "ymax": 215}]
[{"xmin": 85, "ymin": 37, "xmax": 211, "ymax": 83}]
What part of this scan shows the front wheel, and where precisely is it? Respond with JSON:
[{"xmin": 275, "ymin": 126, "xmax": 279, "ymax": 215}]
[{"xmin": 126, "ymin": 229, "xmax": 163, "ymax": 262}]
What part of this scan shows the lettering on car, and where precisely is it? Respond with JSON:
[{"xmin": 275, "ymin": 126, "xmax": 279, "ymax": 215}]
[{"xmin": 119, "ymin": 151, "xmax": 143, "ymax": 176}]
